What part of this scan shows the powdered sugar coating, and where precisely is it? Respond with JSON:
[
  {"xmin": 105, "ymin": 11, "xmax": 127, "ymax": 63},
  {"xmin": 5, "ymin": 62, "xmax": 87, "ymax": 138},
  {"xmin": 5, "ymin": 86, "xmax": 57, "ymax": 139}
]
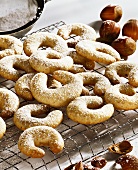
[
  {"xmin": 0, "ymin": 35, "xmax": 23, "ymax": 59},
  {"xmin": 104, "ymin": 83, "xmax": 138, "ymax": 110},
  {"xmin": 77, "ymin": 71, "xmax": 111, "ymax": 96},
  {"xmin": 0, "ymin": 88, "xmax": 19, "ymax": 118},
  {"xmin": 15, "ymin": 73, "xmax": 35, "ymax": 101},
  {"xmin": 128, "ymin": 66, "xmax": 138, "ymax": 87},
  {"xmin": 0, "ymin": 0, "xmax": 37, "ymax": 31},
  {"xmin": 18, "ymin": 126, "xmax": 64, "ymax": 158},
  {"xmin": 23, "ymin": 32, "xmax": 68, "ymax": 56},
  {"xmin": 57, "ymin": 23, "xmax": 96, "ymax": 41},
  {"xmin": 0, "ymin": 117, "xmax": 6, "ymax": 139},
  {"xmin": 29, "ymin": 49, "xmax": 73, "ymax": 74},
  {"xmin": 15, "ymin": 73, "xmax": 62, "ymax": 101},
  {"xmin": 14, "ymin": 104, "xmax": 63, "ymax": 130},
  {"xmin": 67, "ymin": 49, "xmax": 95, "ymax": 70},
  {"xmin": 30, "ymin": 70, "xmax": 83, "ymax": 108},
  {"xmin": 67, "ymin": 96, "xmax": 114, "ymax": 124},
  {"xmin": 75, "ymin": 40, "xmax": 121, "ymax": 64},
  {"xmin": 0, "ymin": 55, "xmax": 35, "ymax": 81},
  {"xmin": 105, "ymin": 61, "xmax": 138, "ymax": 86},
  {"xmin": 69, "ymin": 64, "xmax": 87, "ymax": 74}
]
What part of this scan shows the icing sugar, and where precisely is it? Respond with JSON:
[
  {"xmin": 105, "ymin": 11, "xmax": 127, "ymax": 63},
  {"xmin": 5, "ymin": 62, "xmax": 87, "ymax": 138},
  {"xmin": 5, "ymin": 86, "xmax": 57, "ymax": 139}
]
[{"xmin": 0, "ymin": 0, "xmax": 38, "ymax": 31}]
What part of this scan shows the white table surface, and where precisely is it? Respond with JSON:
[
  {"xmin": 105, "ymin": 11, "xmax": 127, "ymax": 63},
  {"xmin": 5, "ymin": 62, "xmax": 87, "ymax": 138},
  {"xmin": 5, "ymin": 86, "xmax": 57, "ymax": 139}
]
[
  {"xmin": 0, "ymin": 1, "xmax": 137, "ymax": 170},
  {"xmin": 29, "ymin": 0, "xmax": 138, "ymax": 169}
]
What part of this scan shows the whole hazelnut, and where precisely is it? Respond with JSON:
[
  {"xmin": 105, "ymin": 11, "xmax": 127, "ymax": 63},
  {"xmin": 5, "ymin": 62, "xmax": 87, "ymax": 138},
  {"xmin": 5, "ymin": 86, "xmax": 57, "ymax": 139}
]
[
  {"xmin": 100, "ymin": 4, "xmax": 122, "ymax": 22},
  {"xmin": 122, "ymin": 19, "xmax": 138, "ymax": 41},
  {"xmin": 111, "ymin": 36, "xmax": 136, "ymax": 58},
  {"xmin": 99, "ymin": 20, "xmax": 120, "ymax": 43},
  {"xmin": 91, "ymin": 156, "xmax": 107, "ymax": 169},
  {"xmin": 116, "ymin": 154, "xmax": 138, "ymax": 170}
]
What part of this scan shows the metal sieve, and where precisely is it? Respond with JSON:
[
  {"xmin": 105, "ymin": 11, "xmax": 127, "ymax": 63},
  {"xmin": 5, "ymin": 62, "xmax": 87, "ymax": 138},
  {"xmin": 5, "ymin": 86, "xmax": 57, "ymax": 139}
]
[{"xmin": 0, "ymin": 0, "xmax": 50, "ymax": 38}]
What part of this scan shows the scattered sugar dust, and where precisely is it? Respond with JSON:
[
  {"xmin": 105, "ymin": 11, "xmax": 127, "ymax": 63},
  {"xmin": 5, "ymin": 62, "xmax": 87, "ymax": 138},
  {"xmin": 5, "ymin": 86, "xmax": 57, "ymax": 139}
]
[{"xmin": 0, "ymin": 0, "xmax": 38, "ymax": 31}]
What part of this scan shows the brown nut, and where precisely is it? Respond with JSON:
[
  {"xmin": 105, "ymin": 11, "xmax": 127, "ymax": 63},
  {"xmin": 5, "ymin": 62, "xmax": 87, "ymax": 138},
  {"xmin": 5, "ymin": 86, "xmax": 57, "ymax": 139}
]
[
  {"xmin": 91, "ymin": 156, "xmax": 107, "ymax": 168},
  {"xmin": 64, "ymin": 162, "xmax": 101, "ymax": 170},
  {"xmin": 64, "ymin": 163, "xmax": 76, "ymax": 170},
  {"xmin": 84, "ymin": 164, "xmax": 100, "ymax": 170},
  {"xmin": 99, "ymin": 20, "xmax": 120, "ymax": 43},
  {"xmin": 108, "ymin": 140, "xmax": 133, "ymax": 155},
  {"xmin": 74, "ymin": 161, "xmax": 84, "ymax": 170},
  {"xmin": 116, "ymin": 154, "xmax": 138, "ymax": 170},
  {"xmin": 111, "ymin": 36, "xmax": 136, "ymax": 58},
  {"xmin": 64, "ymin": 161, "xmax": 83, "ymax": 170},
  {"xmin": 122, "ymin": 19, "xmax": 138, "ymax": 41},
  {"xmin": 100, "ymin": 4, "xmax": 123, "ymax": 22}
]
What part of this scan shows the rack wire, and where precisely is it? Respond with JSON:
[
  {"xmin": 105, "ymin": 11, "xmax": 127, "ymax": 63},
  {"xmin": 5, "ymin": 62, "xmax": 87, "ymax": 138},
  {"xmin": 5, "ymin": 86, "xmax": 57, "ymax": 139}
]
[{"xmin": 0, "ymin": 21, "xmax": 138, "ymax": 170}]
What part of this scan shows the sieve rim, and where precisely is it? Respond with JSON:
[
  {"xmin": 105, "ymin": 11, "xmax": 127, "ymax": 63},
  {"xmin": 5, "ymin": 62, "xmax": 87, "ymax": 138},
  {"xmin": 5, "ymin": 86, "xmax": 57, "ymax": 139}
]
[{"xmin": 0, "ymin": 0, "xmax": 47, "ymax": 36}]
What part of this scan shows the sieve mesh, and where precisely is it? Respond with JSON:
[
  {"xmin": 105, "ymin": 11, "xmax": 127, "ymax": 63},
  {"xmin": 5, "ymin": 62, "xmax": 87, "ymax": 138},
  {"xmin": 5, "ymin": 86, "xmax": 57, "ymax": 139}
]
[
  {"xmin": 0, "ymin": 21, "xmax": 138, "ymax": 170},
  {"xmin": 0, "ymin": 0, "xmax": 38, "ymax": 32}
]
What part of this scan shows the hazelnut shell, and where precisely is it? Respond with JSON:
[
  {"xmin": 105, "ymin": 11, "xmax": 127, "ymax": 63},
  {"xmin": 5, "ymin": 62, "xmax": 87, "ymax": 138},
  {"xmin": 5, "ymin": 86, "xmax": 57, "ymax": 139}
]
[
  {"xmin": 111, "ymin": 36, "xmax": 136, "ymax": 57},
  {"xmin": 99, "ymin": 20, "xmax": 120, "ymax": 43},
  {"xmin": 116, "ymin": 154, "xmax": 138, "ymax": 170},
  {"xmin": 122, "ymin": 19, "xmax": 138, "ymax": 41},
  {"xmin": 108, "ymin": 140, "xmax": 133, "ymax": 154},
  {"xmin": 91, "ymin": 156, "xmax": 107, "ymax": 168},
  {"xmin": 100, "ymin": 4, "xmax": 122, "ymax": 22}
]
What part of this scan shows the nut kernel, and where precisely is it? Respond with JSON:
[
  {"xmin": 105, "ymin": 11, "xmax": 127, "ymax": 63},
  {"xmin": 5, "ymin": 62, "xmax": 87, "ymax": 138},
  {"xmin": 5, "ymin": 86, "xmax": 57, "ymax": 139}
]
[{"xmin": 100, "ymin": 4, "xmax": 122, "ymax": 22}]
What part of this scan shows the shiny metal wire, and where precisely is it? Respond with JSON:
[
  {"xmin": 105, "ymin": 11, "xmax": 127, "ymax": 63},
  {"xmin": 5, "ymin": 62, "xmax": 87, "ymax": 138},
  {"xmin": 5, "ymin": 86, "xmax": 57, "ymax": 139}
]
[{"xmin": 0, "ymin": 21, "xmax": 138, "ymax": 170}]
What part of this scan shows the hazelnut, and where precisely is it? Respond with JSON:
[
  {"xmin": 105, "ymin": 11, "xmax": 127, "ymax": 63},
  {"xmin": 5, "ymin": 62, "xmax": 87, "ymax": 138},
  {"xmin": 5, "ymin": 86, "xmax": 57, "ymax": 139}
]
[
  {"xmin": 64, "ymin": 161, "xmax": 84, "ymax": 170},
  {"xmin": 100, "ymin": 4, "xmax": 122, "ymax": 22},
  {"xmin": 122, "ymin": 19, "xmax": 138, "ymax": 41},
  {"xmin": 108, "ymin": 140, "xmax": 133, "ymax": 154},
  {"xmin": 74, "ymin": 161, "xmax": 84, "ymax": 170},
  {"xmin": 99, "ymin": 20, "xmax": 120, "ymax": 43},
  {"xmin": 64, "ymin": 161, "xmax": 101, "ymax": 170},
  {"xmin": 64, "ymin": 163, "xmax": 76, "ymax": 170},
  {"xmin": 84, "ymin": 164, "xmax": 100, "ymax": 170},
  {"xmin": 116, "ymin": 154, "xmax": 138, "ymax": 170},
  {"xmin": 111, "ymin": 36, "xmax": 136, "ymax": 58},
  {"xmin": 91, "ymin": 156, "xmax": 107, "ymax": 168}
]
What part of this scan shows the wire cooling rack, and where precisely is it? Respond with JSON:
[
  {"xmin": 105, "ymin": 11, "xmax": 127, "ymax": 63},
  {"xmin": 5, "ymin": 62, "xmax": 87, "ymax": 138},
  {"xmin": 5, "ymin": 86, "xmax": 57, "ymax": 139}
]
[{"xmin": 0, "ymin": 21, "xmax": 138, "ymax": 170}]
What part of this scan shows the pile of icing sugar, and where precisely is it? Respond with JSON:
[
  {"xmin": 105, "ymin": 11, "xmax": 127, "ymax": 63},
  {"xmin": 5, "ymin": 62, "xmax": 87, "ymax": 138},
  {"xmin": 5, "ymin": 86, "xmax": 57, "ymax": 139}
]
[{"xmin": 0, "ymin": 0, "xmax": 38, "ymax": 31}]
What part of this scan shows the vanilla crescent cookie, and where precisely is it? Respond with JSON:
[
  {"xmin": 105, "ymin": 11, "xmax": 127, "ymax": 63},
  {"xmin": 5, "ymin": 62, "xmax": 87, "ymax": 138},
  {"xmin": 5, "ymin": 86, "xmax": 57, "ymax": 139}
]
[
  {"xmin": 18, "ymin": 126, "xmax": 64, "ymax": 158},
  {"xmin": 77, "ymin": 72, "xmax": 111, "ymax": 96},
  {"xmin": 75, "ymin": 40, "xmax": 121, "ymax": 64},
  {"xmin": 0, "ymin": 35, "xmax": 23, "ymax": 59},
  {"xmin": 68, "ymin": 64, "xmax": 87, "ymax": 74},
  {"xmin": 57, "ymin": 23, "xmax": 96, "ymax": 41},
  {"xmin": 67, "ymin": 96, "xmax": 114, "ymax": 124},
  {"xmin": 45, "ymin": 74, "xmax": 63, "ymax": 89},
  {"xmin": 104, "ymin": 83, "xmax": 138, "ymax": 110},
  {"xmin": 23, "ymin": 32, "xmax": 68, "ymax": 56},
  {"xmin": 128, "ymin": 65, "xmax": 138, "ymax": 87},
  {"xmin": 30, "ymin": 71, "xmax": 83, "ymax": 107},
  {"xmin": 0, "ymin": 117, "xmax": 6, "ymax": 139},
  {"xmin": 15, "ymin": 73, "xmax": 62, "ymax": 101},
  {"xmin": 0, "ymin": 55, "xmax": 35, "ymax": 81},
  {"xmin": 15, "ymin": 73, "xmax": 35, "ymax": 101},
  {"xmin": 67, "ymin": 49, "xmax": 95, "ymax": 70},
  {"xmin": 0, "ymin": 88, "xmax": 19, "ymax": 118},
  {"xmin": 14, "ymin": 104, "xmax": 63, "ymax": 130},
  {"xmin": 29, "ymin": 49, "xmax": 73, "ymax": 74},
  {"xmin": 105, "ymin": 61, "xmax": 138, "ymax": 87}
]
